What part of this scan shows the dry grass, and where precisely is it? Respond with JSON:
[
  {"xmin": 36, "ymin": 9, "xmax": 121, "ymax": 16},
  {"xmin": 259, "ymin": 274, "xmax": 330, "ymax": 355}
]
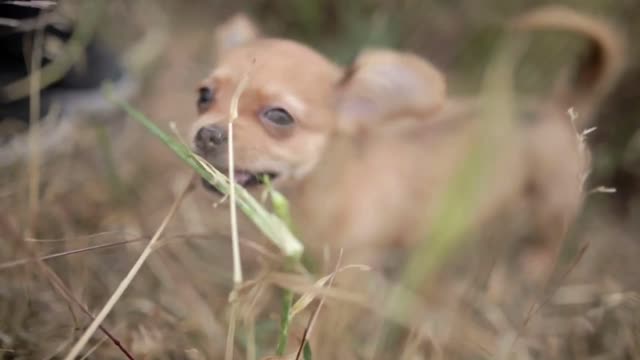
[{"xmin": 1, "ymin": 1, "xmax": 639, "ymax": 359}]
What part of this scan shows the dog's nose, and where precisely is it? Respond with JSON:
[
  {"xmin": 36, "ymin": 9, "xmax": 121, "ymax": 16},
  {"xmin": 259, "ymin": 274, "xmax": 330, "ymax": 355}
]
[{"xmin": 195, "ymin": 125, "xmax": 228, "ymax": 152}]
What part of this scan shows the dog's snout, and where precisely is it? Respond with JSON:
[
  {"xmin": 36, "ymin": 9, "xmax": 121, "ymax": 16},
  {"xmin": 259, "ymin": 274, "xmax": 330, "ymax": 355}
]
[{"xmin": 195, "ymin": 125, "xmax": 228, "ymax": 152}]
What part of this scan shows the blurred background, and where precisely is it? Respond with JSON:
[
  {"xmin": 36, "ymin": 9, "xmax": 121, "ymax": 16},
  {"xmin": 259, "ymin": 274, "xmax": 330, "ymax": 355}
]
[{"xmin": 1, "ymin": 0, "xmax": 639, "ymax": 359}]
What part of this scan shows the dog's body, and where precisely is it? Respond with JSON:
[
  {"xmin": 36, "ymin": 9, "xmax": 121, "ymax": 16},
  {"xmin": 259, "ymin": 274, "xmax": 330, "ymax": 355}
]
[{"xmin": 191, "ymin": 8, "xmax": 624, "ymax": 276}]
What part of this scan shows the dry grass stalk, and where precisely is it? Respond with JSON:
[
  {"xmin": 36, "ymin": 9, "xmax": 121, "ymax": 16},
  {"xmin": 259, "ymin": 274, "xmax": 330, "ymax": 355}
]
[
  {"xmin": 225, "ymin": 70, "xmax": 251, "ymax": 360},
  {"xmin": 0, "ymin": 237, "xmax": 146, "ymax": 270},
  {"xmin": 63, "ymin": 174, "xmax": 193, "ymax": 360},
  {"xmin": 26, "ymin": 19, "xmax": 45, "ymax": 238},
  {"xmin": 35, "ymin": 258, "xmax": 135, "ymax": 359},
  {"xmin": 294, "ymin": 250, "xmax": 344, "ymax": 360},
  {"xmin": 228, "ymin": 72, "xmax": 251, "ymax": 285}
]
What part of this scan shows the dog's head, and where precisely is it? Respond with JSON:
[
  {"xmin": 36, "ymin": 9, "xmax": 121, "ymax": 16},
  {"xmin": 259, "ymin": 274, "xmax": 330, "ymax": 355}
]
[
  {"xmin": 191, "ymin": 15, "xmax": 342, "ymax": 192},
  {"xmin": 192, "ymin": 14, "xmax": 446, "ymax": 194}
]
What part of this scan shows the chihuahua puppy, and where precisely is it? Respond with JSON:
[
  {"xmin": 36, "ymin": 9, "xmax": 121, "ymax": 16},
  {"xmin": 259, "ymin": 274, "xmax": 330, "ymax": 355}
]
[
  {"xmin": 191, "ymin": 14, "xmax": 342, "ymax": 191},
  {"xmin": 192, "ymin": 9, "xmax": 624, "ymax": 276}
]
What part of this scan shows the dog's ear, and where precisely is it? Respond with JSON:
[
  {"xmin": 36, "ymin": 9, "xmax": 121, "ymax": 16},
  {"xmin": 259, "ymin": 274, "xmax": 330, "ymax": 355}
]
[
  {"xmin": 214, "ymin": 13, "xmax": 261, "ymax": 58},
  {"xmin": 335, "ymin": 49, "xmax": 446, "ymax": 133}
]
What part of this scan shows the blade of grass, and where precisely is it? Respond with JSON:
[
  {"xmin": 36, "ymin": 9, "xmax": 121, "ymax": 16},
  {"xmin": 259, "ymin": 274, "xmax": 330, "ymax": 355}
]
[
  {"xmin": 103, "ymin": 88, "xmax": 304, "ymax": 259},
  {"xmin": 290, "ymin": 264, "xmax": 370, "ymax": 319},
  {"xmin": 373, "ymin": 36, "xmax": 524, "ymax": 356},
  {"xmin": 264, "ymin": 178, "xmax": 297, "ymax": 356},
  {"xmin": 228, "ymin": 73, "xmax": 250, "ymax": 286},
  {"xmin": 225, "ymin": 70, "xmax": 250, "ymax": 360},
  {"xmin": 0, "ymin": 237, "xmax": 145, "ymax": 270},
  {"xmin": 263, "ymin": 176, "xmax": 294, "ymax": 230},
  {"xmin": 400, "ymin": 36, "xmax": 521, "ymax": 294},
  {"xmin": 225, "ymin": 302, "xmax": 240, "ymax": 360},
  {"xmin": 275, "ymin": 289, "xmax": 294, "ymax": 356},
  {"xmin": 295, "ymin": 250, "xmax": 344, "ymax": 360},
  {"xmin": 25, "ymin": 14, "xmax": 45, "ymax": 240},
  {"xmin": 63, "ymin": 175, "xmax": 192, "ymax": 360},
  {"xmin": 37, "ymin": 260, "xmax": 136, "ymax": 359},
  {"xmin": 303, "ymin": 343, "xmax": 312, "ymax": 360}
]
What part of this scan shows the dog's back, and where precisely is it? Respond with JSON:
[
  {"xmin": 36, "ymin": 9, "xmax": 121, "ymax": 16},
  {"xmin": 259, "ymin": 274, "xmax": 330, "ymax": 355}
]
[{"xmin": 294, "ymin": 6, "xmax": 626, "ymax": 278}]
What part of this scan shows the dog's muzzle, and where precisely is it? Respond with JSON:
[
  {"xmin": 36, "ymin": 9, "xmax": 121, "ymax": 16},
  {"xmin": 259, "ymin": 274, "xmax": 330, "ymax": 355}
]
[{"xmin": 194, "ymin": 124, "xmax": 228, "ymax": 156}]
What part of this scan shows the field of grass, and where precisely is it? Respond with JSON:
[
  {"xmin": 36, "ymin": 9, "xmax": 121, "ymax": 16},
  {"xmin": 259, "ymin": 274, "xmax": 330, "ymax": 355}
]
[{"xmin": 1, "ymin": 1, "xmax": 639, "ymax": 359}]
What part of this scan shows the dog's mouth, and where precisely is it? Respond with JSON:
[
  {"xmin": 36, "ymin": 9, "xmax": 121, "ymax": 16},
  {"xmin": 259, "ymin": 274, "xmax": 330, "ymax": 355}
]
[{"xmin": 200, "ymin": 169, "xmax": 280, "ymax": 195}]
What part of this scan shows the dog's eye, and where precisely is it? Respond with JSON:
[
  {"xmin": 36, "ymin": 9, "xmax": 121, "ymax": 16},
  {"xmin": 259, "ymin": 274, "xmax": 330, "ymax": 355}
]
[
  {"xmin": 261, "ymin": 107, "xmax": 294, "ymax": 127},
  {"xmin": 197, "ymin": 86, "xmax": 215, "ymax": 112}
]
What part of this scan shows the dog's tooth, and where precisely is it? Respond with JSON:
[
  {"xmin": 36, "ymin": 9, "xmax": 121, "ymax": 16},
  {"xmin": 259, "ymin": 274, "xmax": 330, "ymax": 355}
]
[{"xmin": 234, "ymin": 171, "xmax": 252, "ymax": 185}]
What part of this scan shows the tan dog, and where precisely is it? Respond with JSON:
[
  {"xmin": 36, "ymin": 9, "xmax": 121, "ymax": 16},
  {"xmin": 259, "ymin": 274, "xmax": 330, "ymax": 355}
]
[
  {"xmin": 191, "ymin": 14, "xmax": 342, "ymax": 190},
  {"xmin": 192, "ymin": 9, "xmax": 625, "ymax": 276}
]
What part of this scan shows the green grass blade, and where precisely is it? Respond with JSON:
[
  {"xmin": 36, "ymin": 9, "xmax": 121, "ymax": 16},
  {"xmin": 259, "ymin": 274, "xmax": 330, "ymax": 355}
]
[
  {"xmin": 275, "ymin": 289, "xmax": 294, "ymax": 356},
  {"xmin": 303, "ymin": 342, "xmax": 312, "ymax": 360},
  {"xmin": 106, "ymin": 91, "xmax": 304, "ymax": 258}
]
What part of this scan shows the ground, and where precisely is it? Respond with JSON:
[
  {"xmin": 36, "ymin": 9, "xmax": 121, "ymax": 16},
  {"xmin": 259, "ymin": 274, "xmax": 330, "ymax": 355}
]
[{"xmin": 1, "ymin": 1, "xmax": 639, "ymax": 359}]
